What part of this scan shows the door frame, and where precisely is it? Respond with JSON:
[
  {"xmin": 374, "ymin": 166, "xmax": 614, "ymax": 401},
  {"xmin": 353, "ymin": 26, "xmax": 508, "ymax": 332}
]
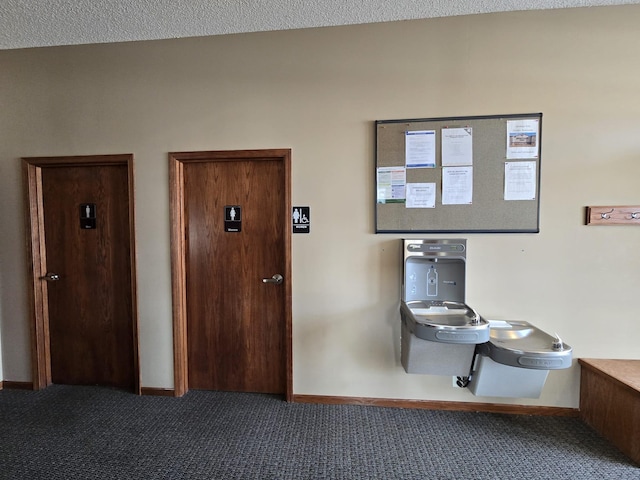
[
  {"xmin": 169, "ymin": 149, "xmax": 292, "ymax": 399},
  {"xmin": 22, "ymin": 154, "xmax": 140, "ymax": 393}
]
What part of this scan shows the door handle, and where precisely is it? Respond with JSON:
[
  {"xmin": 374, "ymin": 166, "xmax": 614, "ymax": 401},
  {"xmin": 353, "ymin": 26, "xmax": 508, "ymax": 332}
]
[
  {"xmin": 262, "ymin": 274, "xmax": 283, "ymax": 285},
  {"xmin": 40, "ymin": 272, "xmax": 60, "ymax": 282}
]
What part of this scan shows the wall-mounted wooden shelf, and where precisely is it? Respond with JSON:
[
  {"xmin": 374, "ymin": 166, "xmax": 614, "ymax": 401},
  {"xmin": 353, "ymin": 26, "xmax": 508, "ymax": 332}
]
[{"xmin": 586, "ymin": 205, "xmax": 640, "ymax": 225}]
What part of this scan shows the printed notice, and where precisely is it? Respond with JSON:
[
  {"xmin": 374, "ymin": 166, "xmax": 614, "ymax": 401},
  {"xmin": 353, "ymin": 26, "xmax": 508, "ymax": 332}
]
[
  {"xmin": 442, "ymin": 127, "xmax": 473, "ymax": 166},
  {"xmin": 442, "ymin": 166, "xmax": 473, "ymax": 205},
  {"xmin": 405, "ymin": 130, "xmax": 436, "ymax": 168},
  {"xmin": 504, "ymin": 161, "xmax": 537, "ymax": 200},
  {"xmin": 406, "ymin": 183, "xmax": 436, "ymax": 208},
  {"xmin": 376, "ymin": 166, "xmax": 406, "ymax": 203},
  {"xmin": 507, "ymin": 119, "xmax": 539, "ymax": 159}
]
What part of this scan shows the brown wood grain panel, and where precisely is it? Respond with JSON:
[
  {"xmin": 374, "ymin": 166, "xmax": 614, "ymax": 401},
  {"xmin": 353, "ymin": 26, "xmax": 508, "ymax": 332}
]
[
  {"xmin": 41, "ymin": 165, "xmax": 134, "ymax": 388},
  {"xmin": 579, "ymin": 359, "xmax": 640, "ymax": 465},
  {"xmin": 1, "ymin": 381, "xmax": 35, "ymax": 390},
  {"xmin": 23, "ymin": 154, "xmax": 140, "ymax": 393},
  {"xmin": 140, "ymin": 387, "xmax": 176, "ymax": 397},
  {"xmin": 281, "ymin": 152, "xmax": 293, "ymax": 402},
  {"xmin": 22, "ymin": 161, "xmax": 51, "ymax": 389},
  {"xmin": 170, "ymin": 149, "xmax": 292, "ymax": 397},
  {"xmin": 293, "ymin": 395, "xmax": 579, "ymax": 417},
  {"xmin": 586, "ymin": 205, "xmax": 640, "ymax": 225},
  {"xmin": 126, "ymin": 160, "xmax": 141, "ymax": 395},
  {"xmin": 580, "ymin": 358, "xmax": 640, "ymax": 392},
  {"xmin": 184, "ymin": 159, "xmax": 285, "ymax": 393},
  {"xmin": 169, "ymin": 158, "xmax": 188, "ymax": 397}
]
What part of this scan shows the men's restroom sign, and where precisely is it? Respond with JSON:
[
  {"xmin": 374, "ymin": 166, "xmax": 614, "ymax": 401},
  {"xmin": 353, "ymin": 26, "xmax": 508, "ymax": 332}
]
[
  {"xmin": 292, "ymin": 206, "xmax": 310, "ymax": 234},
  {"xmin": 80, "ymin": 203, "xmax": 97, "ymax": 229},
  {"xmin": 224, "ymin": 205, "xmax": 242, "ymax": 232}
]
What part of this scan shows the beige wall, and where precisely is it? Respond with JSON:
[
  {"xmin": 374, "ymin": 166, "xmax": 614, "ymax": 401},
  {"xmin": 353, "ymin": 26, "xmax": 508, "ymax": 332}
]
[{"xmin": 1, "ymin": 5, "xmax": 639, "ymax": 407}]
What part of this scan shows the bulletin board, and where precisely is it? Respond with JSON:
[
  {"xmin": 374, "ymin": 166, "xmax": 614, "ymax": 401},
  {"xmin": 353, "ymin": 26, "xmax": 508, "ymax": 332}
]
[{"xmin": 375, "ymin": 113, "xmax": 542, "ymax": 233}]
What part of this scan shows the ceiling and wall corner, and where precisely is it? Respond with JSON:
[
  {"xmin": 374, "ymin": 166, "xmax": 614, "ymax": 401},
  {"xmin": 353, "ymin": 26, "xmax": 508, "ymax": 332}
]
[{"xmin": 1, "ymin": 0, "xmax": 639, "ymax": 50}]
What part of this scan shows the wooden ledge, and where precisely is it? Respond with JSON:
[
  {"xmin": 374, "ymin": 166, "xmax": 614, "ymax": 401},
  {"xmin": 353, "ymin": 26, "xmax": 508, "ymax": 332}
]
[{"xmin": 579, "ymin": 358, "xmax": 640, "ymax": 394}]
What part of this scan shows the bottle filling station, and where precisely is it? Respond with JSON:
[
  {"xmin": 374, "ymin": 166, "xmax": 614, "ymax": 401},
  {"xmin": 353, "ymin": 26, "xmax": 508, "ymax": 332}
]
[
  {"xmin": 400, "ymin": 239, "xmax": 572, "ymax": 398},
  {"xmin": 400, "ymin": 239, "xmax": 490, "ymax": 376}
]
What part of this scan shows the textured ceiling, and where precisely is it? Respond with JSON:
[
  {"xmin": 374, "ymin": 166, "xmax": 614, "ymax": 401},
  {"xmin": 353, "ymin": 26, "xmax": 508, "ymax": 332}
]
[{"xmin": 2, "ymin": 0, "xmax": 639, "ymax": 50}]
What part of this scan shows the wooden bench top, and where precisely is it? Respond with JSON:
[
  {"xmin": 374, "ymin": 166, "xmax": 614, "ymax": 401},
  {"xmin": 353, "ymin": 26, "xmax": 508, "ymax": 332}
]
[{"xmin": 579, "ymin": 358, "xmax": 640, "ymax": 393}]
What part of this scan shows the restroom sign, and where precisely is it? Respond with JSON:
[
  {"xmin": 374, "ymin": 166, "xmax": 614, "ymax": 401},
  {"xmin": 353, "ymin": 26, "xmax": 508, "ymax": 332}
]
[
  {"xmin": 224, "ymin": 205, "xmax": 241, "ymax": 232},
  {"xmin": 292, "ymin": 206, "xmax": 310, "ymax": 233},
  {"xmin": 79, "ymin": 203, "xmax": 97, "ymax": 230}
]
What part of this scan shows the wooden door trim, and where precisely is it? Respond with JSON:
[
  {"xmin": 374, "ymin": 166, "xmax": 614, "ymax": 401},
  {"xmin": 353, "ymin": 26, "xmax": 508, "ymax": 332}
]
[
  {"xmin": 22, "ymin": 154, "xmax": 141, "ymax": 393},
  {"xmin": 169, "ymin": 149, "xmax": 292, "ymax": 399}
]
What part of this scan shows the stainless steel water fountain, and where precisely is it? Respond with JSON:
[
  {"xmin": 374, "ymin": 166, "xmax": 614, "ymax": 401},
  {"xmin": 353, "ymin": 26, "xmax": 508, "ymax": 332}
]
[
  {"xmin": 467, "ymin": 319, "xmax": 573, "ymax": 398},
  {"xmin": 400, "ymin": 239, "xmax": 490, "ymax": 376}
]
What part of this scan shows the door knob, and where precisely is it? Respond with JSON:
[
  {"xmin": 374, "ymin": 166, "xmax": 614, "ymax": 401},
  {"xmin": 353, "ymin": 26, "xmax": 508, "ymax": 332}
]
[
  {"xmin": 262, "ymin": 274, "xmax": 283, "ymax": 285},
  {"xmin": 40, "ymin": 272, "xmax": 60, "ymax": 282}
]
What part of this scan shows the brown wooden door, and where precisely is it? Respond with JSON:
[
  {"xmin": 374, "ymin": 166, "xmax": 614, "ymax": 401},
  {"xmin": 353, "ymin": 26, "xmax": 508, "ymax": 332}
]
[
  {"xmin": 175, "ymin": 150, "xmax": 290, "ymax": 394},
  {"xmin": 40, "ymin": 163, "xmax": 135, "ymax": 389}
]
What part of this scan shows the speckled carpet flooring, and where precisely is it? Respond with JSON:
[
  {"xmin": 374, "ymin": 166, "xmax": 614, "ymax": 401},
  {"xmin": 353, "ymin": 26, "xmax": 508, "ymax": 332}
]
[{"xmin": 0, "ymin": 385, "xmax": 637, "ymax": 479}]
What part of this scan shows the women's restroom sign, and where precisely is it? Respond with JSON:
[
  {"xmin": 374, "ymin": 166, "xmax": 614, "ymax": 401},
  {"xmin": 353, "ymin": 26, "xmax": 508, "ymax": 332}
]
[
  {"xmin": 224, "ymin": 205, "xmax": 241, "ymax": 232},
  {"xmin": 292, "ymin": 206, "xmax": 310, "ymax": 233}
]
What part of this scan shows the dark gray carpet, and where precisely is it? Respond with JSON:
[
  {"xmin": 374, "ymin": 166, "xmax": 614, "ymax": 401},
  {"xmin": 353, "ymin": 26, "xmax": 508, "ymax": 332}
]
[{"xmin": 0, "ymin": 385, "xmax": 637, "ymax": 479}]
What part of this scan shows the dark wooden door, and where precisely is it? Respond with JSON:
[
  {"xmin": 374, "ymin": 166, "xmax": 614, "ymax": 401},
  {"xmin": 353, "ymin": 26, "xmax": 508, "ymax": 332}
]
[
  {"xmin": 41, "ymin": 164, "xmax": 135, "ymax": 389},
  {"xmin": 183, "ymin": 155, "xmax": 287, "ymax": 393}
]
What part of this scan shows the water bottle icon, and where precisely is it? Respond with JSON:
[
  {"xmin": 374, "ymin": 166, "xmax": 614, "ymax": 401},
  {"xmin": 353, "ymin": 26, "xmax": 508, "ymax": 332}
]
[{"xmin": 427, "ymin": 266, "xmax": 438, "ymax": 297}]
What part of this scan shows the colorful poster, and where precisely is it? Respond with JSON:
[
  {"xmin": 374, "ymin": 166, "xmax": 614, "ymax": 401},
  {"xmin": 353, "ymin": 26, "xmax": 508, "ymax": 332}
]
[
  {"xmin": 507, "ymin": 119, "xmax": 539, "ymax": 159},
  {"xmin": 376, "ymin": 166, "xmax": 406, "ymax": 203}
]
